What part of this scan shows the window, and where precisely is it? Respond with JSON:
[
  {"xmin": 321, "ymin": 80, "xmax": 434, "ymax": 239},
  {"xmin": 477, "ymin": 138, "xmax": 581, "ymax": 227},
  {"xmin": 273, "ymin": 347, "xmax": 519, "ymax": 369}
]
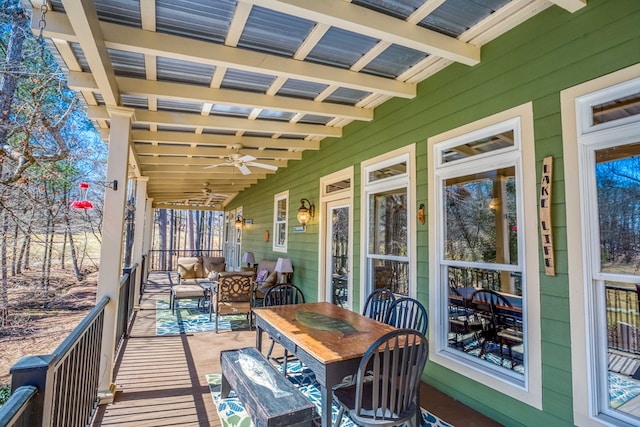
[
  {"xmin": 429, "ymin": 103, "xmax": 541, "ymax": 407},
  {"xmin": 362, "ymin": 145, "xmax": 416, "ymax": 302},
  {"xmin": 273, "ymin": 190, "xmax": 289, "ymax": 252},
  {"xmin": 563, "ymin": 67, "xmax": 640, "ymax": 426}
]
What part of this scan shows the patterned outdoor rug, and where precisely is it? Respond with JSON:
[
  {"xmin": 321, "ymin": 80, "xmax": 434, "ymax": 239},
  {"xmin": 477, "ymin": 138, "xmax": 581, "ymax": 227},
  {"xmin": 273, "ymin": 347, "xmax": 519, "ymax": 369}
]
[
  {"xmin": 208, "ymin": 361, "xmax": 453, "ymax": 427},
  {"xmin": 609, "ymin": 372, "xmax": 640, "ymax": 409},
  {"xmin": 155, "ymin": 298, "xmax": 250, "ymax": 335}
]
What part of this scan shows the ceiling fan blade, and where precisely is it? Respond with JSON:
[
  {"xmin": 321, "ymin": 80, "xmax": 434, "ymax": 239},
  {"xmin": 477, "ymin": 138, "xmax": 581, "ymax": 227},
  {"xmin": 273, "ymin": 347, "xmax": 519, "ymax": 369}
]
[
  {"xmin": 238, "ymin": 154, "xmax": 256, "ymax": 162},
  {"xmin": 246, "ymin": 161, "xmax": 278, "ymax": 171},
  {"xmin": 205, "ymin": 196, "xmax": 212, "ymax": 205},
  {"xmin": 238, "ymin": 164, "xmax": 252, "ymax": 175}
]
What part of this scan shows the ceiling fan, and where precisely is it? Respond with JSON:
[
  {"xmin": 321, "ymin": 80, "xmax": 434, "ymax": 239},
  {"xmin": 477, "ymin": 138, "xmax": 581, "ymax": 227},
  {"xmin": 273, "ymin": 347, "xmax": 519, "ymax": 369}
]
[
  {"xmin": 204, "ymin": 144, "xmax": 278, "ymax": 175},
  {"xmin": 192, "ymin": 183, "xmax": 228, "ymax": 207}
]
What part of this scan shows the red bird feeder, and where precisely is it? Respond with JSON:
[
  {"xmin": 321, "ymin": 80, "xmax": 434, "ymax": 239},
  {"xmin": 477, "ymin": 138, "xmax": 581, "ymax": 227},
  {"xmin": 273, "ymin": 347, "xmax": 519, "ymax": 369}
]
[{"xmin": 70, "ymin": 182, "xmax": 94, "ymax": 210}]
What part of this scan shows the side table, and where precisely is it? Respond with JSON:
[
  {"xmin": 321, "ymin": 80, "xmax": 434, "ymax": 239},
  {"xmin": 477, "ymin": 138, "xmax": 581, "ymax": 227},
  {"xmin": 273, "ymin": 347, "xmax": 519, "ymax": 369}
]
[{"xmin": 198, "ymin": 280, "xmax": 217, "ymax": 321}]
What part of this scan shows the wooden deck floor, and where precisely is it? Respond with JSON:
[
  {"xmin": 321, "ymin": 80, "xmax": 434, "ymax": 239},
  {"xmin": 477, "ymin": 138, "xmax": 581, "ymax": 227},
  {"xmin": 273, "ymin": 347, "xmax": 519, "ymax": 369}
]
[{"xmin": 91, "ymin": 272, "xmax": 502, "ymax": 427}]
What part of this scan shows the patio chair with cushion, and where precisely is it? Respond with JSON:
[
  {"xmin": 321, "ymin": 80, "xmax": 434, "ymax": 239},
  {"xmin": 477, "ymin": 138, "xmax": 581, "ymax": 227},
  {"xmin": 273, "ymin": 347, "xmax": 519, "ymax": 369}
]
[
  {"xmin": 214, "ymin": 271, "xmax": 255, "ymax": 333},
  {"xmin": 332, "ymin": 328, "xmax": 428, "ymax": 427}
]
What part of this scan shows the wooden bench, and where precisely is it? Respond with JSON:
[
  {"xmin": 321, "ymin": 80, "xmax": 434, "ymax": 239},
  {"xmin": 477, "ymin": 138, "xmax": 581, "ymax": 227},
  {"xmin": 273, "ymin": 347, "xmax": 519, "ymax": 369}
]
[{"xmin": 221, "ymin": 347, "xmax": 315, "ymax": 427}]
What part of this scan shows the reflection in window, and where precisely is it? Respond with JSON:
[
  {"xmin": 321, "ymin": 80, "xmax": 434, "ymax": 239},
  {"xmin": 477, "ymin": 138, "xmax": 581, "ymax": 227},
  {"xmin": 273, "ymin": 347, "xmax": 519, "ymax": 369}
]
[
  {"xmin": 273, "ymin": 191, "xmax": 288, "ymax": 252},
  {"xmin": 369, "ymin": 189, "xmax": 407, "ymax": 256},
  {"xmin": 592, "ymin": 92, "xmax": 640, "ymax": 125},
  {"xmin": 441, "ymin": 130, "xmax": 514, "ymax": 164},
  {"xmin": 596, "ymin": 144, "xmax": 640, "ymax": 418},
  {"xmin": 444, "ymin": 168, "xmax": 518, "ymax": 265},
  {"xmin": 364, "ymin": 151, "xmax": 413, "ymax": 297},
  {"xmin": 436, "ymin": 121, "xmax": 525, "ymax": 378}
]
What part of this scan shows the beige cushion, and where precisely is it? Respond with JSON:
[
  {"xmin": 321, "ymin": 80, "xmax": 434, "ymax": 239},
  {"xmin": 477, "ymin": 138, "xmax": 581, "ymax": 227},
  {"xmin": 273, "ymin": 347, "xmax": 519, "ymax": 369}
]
[
  {"xmin": 203, "ymin": 257, "xmax": 225, "ymax": 273},
  {"xmin": 264, "ymin": 271, "xmax": 278, "ymax": 286},
  {"xmin": 178, "ymin": 263, "xmax": 197, "ymax": 279},
  {"xmin": 205, "ymin": 262, "xmax": 226, "ymax": 276},
  {"xmin": 194, "ymin": 259, "xmax": 207, "ymax": 278},
  {"xmin": 172, "ymin": 284, "xmax": 204, "ymax": 298}
]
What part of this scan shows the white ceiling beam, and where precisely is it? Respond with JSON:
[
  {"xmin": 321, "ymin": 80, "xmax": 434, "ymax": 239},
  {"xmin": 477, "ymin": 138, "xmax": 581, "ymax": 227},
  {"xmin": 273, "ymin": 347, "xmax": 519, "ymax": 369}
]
[
  {"xmin": 68, "ymin": 72, "xmax": 372, "ymax": 121},
  {"xmin": 132, "ymin": 130, "xmax": 320, "ymax": 150},
  {"xmin": 243, "ymin": 0, "xmax": 480, "ymax": 66},
  {"xmin": 60, "ymin": 0, "xmax": 119, "ymax": 106},
  {"xmin": 294, "ymin": 23, "xmax": 330, "ymax": 60},
  {"xmin": 140, "ymin": 0, "xmax": 156, "ymax": 31},
  {"xmin": 141, "ymin": 166, "xmax": 270, "ymax": 179},
  {"xmin": 147, "ymin": 177, "xmax": 258, "ymax": 185},
  {"xmin": 134, "ymin": 144, "xmax": 303, "ymax": 160},
  {"xmin": 86, "ymin": 106, "xmax": 341, "ymax": 137},
  {"xmin": 41, "ymin": 11, "xmax": 415, "ymax": 99},
  {"xmin": 226, "ymin": 2, "xmax": 253, "ymax": 46},
  {"xmin": 406, "ymin": 0, "xmax": 447, "ymax": 25},
  {"xmin": 548, "ymin": 0, "xmax": 586, "ymax": 12},
  {"xmin": 138, "ymin": 156, "xmax": 287, "ymax": 168}
]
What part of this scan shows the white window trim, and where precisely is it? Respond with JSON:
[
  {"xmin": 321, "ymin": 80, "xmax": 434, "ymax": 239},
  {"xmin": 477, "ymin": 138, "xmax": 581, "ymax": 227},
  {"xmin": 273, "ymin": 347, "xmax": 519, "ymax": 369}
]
[
  {"xmin": 360, "ymin": 144, "xmax": 417, "ymax": 309},
  {"xmin": 273, "ymin": 190, "xmax": 289, "ymax": 253},
  {"xmin": 318, "ymin": 167, "xmax": 354, "ymax": 305},
  {"xmin": 561, "ymin": 64, "xmax": 640, "ymax": 427},
  {"xmin": 428, "ymin": 103, "xmax": 542, "ymax": 409}
]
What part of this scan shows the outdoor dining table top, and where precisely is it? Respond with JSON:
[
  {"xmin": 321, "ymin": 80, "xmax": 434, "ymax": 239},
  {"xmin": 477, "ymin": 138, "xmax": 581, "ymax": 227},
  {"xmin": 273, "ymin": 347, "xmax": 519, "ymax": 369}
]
[
  {"xmin": 253, "ymin": 302, "xmax": 399, "ymax": 427},
  {"xmin": 253, "ymin": 301, "xmax": 397, "ymax": 364}
]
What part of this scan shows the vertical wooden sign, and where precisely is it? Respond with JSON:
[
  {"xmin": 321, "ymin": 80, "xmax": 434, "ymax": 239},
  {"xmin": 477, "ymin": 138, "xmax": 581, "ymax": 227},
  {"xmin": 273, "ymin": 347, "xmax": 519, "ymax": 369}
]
[{"xmin": 539, "ymin": 156, "xmax": 555, "ymax": 276}]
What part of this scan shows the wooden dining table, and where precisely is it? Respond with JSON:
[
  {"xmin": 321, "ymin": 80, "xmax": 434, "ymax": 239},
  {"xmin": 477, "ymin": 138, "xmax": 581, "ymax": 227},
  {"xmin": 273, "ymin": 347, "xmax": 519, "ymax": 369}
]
[{"xmin": 253, "ymin": 302, "xmax": 397, "ymax": 427}]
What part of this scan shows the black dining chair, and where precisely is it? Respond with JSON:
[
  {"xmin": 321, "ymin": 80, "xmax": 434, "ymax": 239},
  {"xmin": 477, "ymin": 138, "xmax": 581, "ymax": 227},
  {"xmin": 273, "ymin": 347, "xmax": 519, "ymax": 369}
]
[
  {"xmin": 263, "ymin": 284, "xmax": 305, "ymax": 374},
  {"xmin": 332, "ymin": 328, "xmax": 428, "ymax": 427},
  {"xmin": 362, "ymin": 288, "xmax": 396, "ymax": 322},
  {"xmin": 383, "ymin": 297, "xmax": 428, "ymax": 335},
  {"xmin": 470, "ymin": 288, "xmax": 522, "ymax": 367}
]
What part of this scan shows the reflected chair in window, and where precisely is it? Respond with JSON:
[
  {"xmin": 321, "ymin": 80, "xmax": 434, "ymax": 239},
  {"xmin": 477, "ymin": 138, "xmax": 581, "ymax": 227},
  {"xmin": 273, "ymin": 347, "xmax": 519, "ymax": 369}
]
[
  {"xmin": 448, "ymin": 287, "xmax": 483, "ymax": 351},
  {"xmin": 470, "ymin": 288, "xmax": 523, "ymax": 368},
  {"xmin": 362, "ymin": 288, "xmax": 396, "ymax": 322},
  {"xmin": 214, "ymin": 271, "xmax": 255, "ymax": 333},
  {"xmin": 332, "ymin": 328, "xmax": 428, "ymax": 427},
  {"xmin": 384, "ymin": 297, "xmax": 428, "ymax": 335},
  {"xmin": 263, "ymin": 284, "xmax": 305, "ymax": 374}
]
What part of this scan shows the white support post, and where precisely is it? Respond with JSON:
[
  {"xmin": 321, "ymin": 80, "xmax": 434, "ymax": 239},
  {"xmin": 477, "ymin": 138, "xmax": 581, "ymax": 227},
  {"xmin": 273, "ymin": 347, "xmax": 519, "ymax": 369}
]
[
  {"xmin": 132, "ymin": 176, "xmax": 148, "ymax": 306},
  {"xmin": 96, "ymin": 107, "xmax": 134, "ymax": 402},
  {"xmin": 143, "ymin": 198, "xmax": 154, "ymax": 279}
]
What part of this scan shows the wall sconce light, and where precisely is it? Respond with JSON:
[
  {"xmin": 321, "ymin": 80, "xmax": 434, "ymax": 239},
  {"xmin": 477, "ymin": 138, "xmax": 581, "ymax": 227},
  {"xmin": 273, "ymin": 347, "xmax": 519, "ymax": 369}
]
[
  {"xmin": 296, "ymin": 198, "xmax": 315, "ymax": 228},
  {"xmin": 235, "ymin": 215, "xmax": 244, "ymax": 230},
  {"xmin": 417, "ymin": 203, "xmax": 425, "ymax": 225}
]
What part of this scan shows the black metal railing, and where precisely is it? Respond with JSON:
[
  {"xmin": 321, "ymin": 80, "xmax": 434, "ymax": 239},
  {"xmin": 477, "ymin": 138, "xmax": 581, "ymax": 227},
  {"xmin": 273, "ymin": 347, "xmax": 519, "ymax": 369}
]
[
  {"xmin": 0, "ymin": 265, "xmax": 141, "ymax": 427},
  {"xmin": 148, "ymin": 249, "xmax": 223, "ymax": 272},
  {"xmin": 117, "ymin": 263, "xmax": 138, "ymax": 346},
  {"xmin": 447, "ymin": 266, "xmax": 522, "ymax": 295},
  {"xmin": 0, "ymin": 295, "xmax": 110, "ymax": 427},
  {"xmin": 607, "ymin": 284, "xmax": 640, "ymax": 354}
]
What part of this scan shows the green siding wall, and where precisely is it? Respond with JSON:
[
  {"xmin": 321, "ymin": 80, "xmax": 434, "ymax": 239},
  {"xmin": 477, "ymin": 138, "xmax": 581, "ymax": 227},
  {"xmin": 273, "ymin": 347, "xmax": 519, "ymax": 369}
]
[{"xmin": 228, "ymin": 0, "xmax": 640, "ymax": 424}]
